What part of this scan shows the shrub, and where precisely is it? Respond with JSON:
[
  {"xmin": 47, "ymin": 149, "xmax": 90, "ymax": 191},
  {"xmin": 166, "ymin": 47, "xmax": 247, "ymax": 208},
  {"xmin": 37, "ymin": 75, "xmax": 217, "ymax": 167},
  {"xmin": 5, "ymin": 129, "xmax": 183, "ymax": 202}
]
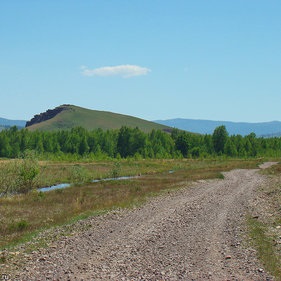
[
  {"xmin": 70, "ymin": 165, "xmax": 91, "ymax": 184},
  {"xmin": 0, "ymin": 155, "xmax": 39, "ymax": 195},
  {"xmin": 110, "ymin": 162, "xmax": 121, "ymax": 178},
  {"xmin": 16, "ymin": 158, "xmax": 40, "ymax": 194}
]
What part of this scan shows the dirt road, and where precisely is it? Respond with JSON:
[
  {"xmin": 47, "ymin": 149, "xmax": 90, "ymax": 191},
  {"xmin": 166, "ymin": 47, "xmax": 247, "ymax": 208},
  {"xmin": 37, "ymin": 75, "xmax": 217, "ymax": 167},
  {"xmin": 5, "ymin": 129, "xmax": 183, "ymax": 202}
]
[{"xmin": 14, "ymin": 164, "xmax": 276, "ymax": 280}]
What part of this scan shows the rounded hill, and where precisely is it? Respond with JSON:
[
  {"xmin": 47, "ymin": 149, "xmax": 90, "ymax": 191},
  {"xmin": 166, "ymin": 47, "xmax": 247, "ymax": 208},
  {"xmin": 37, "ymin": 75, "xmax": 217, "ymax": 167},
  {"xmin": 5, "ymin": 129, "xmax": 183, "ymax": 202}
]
[{"xmin": 26, "ymin": 105, "xmax": 171, "ymax": 133}]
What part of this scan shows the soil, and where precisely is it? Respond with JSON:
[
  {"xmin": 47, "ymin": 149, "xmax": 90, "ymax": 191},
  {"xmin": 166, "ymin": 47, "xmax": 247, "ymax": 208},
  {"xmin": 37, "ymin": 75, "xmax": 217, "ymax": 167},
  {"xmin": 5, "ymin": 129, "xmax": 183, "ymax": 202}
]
[{"xmin": 5, "ymin": 162, "xmax": 278, "ymax": 280}]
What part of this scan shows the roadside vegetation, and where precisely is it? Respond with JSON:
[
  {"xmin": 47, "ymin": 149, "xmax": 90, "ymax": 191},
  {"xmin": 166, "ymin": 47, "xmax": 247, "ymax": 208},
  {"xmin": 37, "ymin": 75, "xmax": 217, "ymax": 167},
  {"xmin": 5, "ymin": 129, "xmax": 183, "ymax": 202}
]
[
  {"xmin": 248, "ymin": 163, "xmax": 281, "ymax": 280},
  {"xmin": 0, "ymin": 152, "xmax": 39, "ymax": 196}
]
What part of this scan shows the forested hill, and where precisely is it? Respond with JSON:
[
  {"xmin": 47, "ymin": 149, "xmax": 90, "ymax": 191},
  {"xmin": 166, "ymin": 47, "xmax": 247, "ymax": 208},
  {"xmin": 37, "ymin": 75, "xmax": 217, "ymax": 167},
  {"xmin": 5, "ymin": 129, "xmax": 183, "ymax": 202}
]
[
  {"xmin": 154, "ymin": 118, "xmax": 281, "ymax": 137},
  {"xmin": 25, "ymin": 104, "xmax": 170, "ymax": 133}
]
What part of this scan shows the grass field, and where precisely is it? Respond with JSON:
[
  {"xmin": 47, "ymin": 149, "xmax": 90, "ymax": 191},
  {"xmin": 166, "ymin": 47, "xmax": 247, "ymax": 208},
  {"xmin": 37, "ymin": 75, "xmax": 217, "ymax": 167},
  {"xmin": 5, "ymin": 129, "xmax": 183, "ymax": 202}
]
[{"xmin": 0, "ymin": 158, "xmax": 262, "ymax": 250}]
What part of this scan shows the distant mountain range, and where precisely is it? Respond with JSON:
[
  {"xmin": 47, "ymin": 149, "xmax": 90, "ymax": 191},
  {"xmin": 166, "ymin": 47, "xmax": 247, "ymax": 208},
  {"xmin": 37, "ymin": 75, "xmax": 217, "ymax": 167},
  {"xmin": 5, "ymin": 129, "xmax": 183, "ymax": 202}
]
[
  {"xmin": 1, "ymin": 106, "xmax": 281, "ymax": 137},
  {"xmin": 0, "ymin": 117, "xmax": 26, "ymax": 130},
  {"xmin": 154, "ymin": 118, "xmax": 281, "ymax": 137}
]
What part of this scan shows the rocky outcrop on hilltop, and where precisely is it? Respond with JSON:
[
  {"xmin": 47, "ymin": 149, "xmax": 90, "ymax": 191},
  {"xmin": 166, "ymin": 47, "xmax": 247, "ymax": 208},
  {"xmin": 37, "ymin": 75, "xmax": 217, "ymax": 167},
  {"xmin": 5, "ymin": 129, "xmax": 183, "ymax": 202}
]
[{"xmin": 25, "ymin": 104, "xmax": 71, "ymax": 127}]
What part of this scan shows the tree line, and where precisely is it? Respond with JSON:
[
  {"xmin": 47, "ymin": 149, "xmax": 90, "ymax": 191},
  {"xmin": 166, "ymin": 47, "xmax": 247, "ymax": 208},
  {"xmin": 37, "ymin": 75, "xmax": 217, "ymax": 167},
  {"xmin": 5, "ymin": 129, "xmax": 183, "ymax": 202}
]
[{"xmin": 0, "ymin": 125, "xmax": 280, "ymax": 159}]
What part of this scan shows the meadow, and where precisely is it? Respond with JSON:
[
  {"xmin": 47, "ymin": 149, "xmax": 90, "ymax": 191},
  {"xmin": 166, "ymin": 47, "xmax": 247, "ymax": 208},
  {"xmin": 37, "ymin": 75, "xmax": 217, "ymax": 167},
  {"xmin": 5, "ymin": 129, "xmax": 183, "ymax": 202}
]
[{"xmin": 0, "ymin": 158, "xmax": 261, "ymax": 249}]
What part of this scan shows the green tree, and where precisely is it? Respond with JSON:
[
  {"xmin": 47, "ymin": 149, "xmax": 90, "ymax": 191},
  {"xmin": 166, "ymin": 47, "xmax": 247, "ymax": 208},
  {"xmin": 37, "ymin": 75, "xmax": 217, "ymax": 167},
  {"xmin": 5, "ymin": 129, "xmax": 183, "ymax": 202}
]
[
  {"xmin": 245, "ymin": 133, "xmax": 258, "ymax": 156},
  {"xmin": 130, "ymin": 127, "xmax": 147, "ymax": 157},
  {"xmin": 175, "ymin": 133, "xmax": 190, "ymax": 157},
  {"xmin": 117, "ymin": 126, "xmax": 131, "ymax": 158},
  {"xmin": 224, "ymin": 139, "xmax": 238, "ymax": 157},
  {"xmin": 79, "ymin": 136, "xmax": 90, "ymax": 155},
  {"xmin": 203, "ymin": 134, "xmax": 214, "ymax": 155},
  {"xmin": 0, "ymin": 133, "xmax": 11, "ymax": 157},
  {"xmin": 149, "ymin": 129, "xmax": 174, "ymax": 158},
  {"xmin": 212, "ymin": 125, "xmax": 228, "ymax": 154}
]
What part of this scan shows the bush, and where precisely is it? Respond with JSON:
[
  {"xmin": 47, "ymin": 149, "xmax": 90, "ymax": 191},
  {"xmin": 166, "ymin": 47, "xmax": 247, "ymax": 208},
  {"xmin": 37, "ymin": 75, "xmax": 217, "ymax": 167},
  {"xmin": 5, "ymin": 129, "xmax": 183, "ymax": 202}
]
[
  {"xmin": 70, "ymin": 165, "xmax": 91, "ymax": 184},
  {"xmin": 0, "ymin": 155, "xmax": 39, "ymax": 195},
  {"xmin": 16, "ymin": 158, "xmax": 40, "ymax": 194},
  {"xmin": 110, "ymin": 162, "xmax": 121, "ymax": 178}
]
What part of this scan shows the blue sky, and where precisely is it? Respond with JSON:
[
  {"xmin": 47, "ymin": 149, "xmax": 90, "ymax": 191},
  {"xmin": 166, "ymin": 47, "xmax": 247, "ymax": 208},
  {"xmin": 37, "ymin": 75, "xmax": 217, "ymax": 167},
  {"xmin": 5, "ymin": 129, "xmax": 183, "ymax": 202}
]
[{"xmin": 0, "ymin": 0, "xmax": 280, "ymax": 122}]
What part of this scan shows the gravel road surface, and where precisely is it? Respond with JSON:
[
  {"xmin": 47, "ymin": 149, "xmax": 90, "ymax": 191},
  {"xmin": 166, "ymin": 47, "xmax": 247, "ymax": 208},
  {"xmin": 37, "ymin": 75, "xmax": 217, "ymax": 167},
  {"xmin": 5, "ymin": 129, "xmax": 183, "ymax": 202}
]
[{"xmin": 12, "ymin": 163, "xmax": 276, "ymax": 280}]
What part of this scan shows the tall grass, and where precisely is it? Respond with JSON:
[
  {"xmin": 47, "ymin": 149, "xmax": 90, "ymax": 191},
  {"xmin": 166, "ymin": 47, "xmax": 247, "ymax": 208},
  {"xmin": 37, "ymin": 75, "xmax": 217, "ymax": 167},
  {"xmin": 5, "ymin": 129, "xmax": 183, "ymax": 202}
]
[{"xmin": 0, "ymin": 157, "xmax": 39, "ymax": 195}]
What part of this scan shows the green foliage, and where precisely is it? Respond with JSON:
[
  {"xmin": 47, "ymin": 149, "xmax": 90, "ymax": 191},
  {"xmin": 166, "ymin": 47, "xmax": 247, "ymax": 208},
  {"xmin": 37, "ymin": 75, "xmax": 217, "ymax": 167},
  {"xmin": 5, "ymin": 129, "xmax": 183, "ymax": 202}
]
[
  {"xmin": 212, "ymin": 125, "xmax": 228, "ymax": 154},
  {"xmin": 175, "ymin": 132, "xmax": 190, "ymax": 157},
  {"xmin": 9, "ymin": 219, "xmax": 29, "ymax": 232},
  {"xmin": 110, "ymin": 161, "xmax": 121, "ymax": 178},
  {"xmin": 0, "ymin": 153, "xmax": 39, "ymax": 195},
  {"xmin": 191, "ymin": 147, "xmax": 200, "ymax": 158},
  {"xmin": 70, "ymin": 164, "xmax": 92, "ymax": 184},
  {"xmin": 224, "ymin": 139, "xmax": 238, "ymax": 157},
  {"xmin": 16, "ymin": 153, "xmax": 40, "ymax": 194},
  {"xmin": 0, "ymin": 125, "xmax": 281, "ymax": 163}
]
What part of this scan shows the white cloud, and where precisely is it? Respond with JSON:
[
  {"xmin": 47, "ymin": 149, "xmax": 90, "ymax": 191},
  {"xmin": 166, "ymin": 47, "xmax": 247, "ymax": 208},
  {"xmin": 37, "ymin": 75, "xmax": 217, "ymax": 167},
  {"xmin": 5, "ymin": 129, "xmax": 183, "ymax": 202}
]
[{"xmin": 81, "ymin": 64, "xmax": 151, "ymax": 78}]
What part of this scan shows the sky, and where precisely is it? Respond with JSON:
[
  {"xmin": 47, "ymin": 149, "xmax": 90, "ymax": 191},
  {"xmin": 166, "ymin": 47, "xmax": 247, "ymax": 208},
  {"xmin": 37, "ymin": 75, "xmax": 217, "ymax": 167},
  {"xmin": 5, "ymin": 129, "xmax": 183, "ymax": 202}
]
[{"xmin": 0, "ymin": 0, "xmax": 281, "ymax": 122}]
